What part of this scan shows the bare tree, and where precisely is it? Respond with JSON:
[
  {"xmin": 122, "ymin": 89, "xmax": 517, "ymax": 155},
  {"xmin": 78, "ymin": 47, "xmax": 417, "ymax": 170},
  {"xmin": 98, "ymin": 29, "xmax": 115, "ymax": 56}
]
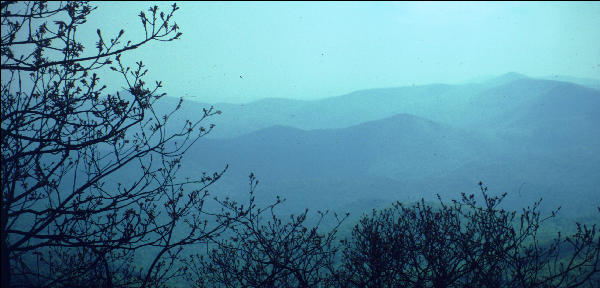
[
  {"xmin": 335, "ymin": 199, "xmax": 465, "ymax": 287},
  {"xmin": 1, "ymin": 2, "xmax": 236, "ymax": 287},
  {"xmin": 335, "ymin": 183, "xmax": 600, "ymax": 288},
  {"xmin": 184, "ymin": 174, "xmax": 347, "ymax": 288}
]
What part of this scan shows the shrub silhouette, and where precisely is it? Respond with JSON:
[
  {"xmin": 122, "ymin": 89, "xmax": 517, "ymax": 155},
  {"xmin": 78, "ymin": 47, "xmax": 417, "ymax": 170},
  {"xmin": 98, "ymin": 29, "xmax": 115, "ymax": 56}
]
[
  {"xmin": 184, "ymin": 174, "xmax": 347, "ymax": 288},
  {"xmin": 334, "ymin": 183, "xmax": 600, "ymax": 288},
  {"xmin": 186, "ymin": 182, "xmax": 600, "ymax": 287}
]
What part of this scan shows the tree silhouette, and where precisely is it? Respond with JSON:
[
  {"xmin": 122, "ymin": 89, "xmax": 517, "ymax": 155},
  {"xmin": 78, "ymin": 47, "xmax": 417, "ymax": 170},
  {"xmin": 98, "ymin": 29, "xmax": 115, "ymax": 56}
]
[
  {"xmin": 334, "ymin": 183, "xmax": 600, "ymax": 288},
  {"xmin": 184, "ymin": 174, "xmax": 347, "ymax": 288},
  {"xmin": 1, "ymin": 2, "xmax": 238, "ymax": 287},
  {"xmin": 183, "ymin": 181, "xmax": 599, "ymax": 287}
]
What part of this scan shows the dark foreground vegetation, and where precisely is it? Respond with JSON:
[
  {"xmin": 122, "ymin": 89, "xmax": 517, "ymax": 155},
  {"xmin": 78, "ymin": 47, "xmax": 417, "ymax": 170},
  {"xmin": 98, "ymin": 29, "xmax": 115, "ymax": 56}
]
[
  {"xmin": 184, "ymin": 179, "xmax": 600, "ymax": 288},
  {"xmin": 2, "ymin": 2, "xmax": 598, "ymax": 287}
]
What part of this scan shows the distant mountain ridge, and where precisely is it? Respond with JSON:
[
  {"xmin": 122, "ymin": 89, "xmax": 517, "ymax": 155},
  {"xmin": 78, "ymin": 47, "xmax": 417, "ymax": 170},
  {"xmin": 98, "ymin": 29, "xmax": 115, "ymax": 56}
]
[
  {"xmin": 187, "ymin": 113, "xmax": 484, "ymax": 180},
  {"xmin": 541, "ymin": 74, "xmax": 600, "ymax": 90},
  {"xmin": 157, "ymin": 73, "xmax": 599, "ymax": 139},
  {"xmin": 157, "ymin": 73, "xmax": 600, "ymax": 218},
  {"xmin": 180, "ymin": 112, "xmax": 489, "ymax": 215}
]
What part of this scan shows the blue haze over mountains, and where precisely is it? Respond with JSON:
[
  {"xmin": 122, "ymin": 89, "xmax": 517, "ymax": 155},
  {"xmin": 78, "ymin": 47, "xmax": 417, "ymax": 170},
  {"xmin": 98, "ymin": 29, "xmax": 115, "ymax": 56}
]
[{"xmin": 158, "ymin": 73, "xmax": 600, "ymax": 220}]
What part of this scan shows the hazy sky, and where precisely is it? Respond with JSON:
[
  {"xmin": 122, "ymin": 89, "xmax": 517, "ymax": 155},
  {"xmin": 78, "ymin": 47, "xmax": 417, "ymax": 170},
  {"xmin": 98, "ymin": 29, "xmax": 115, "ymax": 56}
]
[{"xmin": 85, "ymin": 1, "xmax": 600, "ymax": 103}]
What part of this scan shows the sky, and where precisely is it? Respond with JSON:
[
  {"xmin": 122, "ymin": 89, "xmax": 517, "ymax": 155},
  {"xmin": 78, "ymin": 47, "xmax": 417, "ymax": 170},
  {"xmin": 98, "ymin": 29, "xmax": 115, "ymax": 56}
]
[{"xmin": 82, "ymin": 1, "xmax": 600, "ymax": 103}]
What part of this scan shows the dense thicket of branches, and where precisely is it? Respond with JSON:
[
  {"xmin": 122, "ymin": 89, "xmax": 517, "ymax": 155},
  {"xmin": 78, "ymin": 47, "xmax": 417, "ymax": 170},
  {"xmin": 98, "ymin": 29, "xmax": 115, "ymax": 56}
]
[
  {"xmin": 184, "ymin": 174, "xmax": 347, "ymax": 288},
  {"xmin": 1, "ymin": 2, "xmax": 239, "ymax": 287},
  {"xmin": 331, "ymin": 183, "xmax": 600, "ymax": 288},
  {"xmin": 186, "ymin": 183, "xmax": 599, "ymax": 288}
]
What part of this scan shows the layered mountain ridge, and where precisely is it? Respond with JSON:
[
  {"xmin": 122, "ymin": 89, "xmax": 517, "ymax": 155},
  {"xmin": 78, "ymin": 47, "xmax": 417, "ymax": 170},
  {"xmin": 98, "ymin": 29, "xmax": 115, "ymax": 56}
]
[{"xmin": 154, "ymin": 73, "xmax": 599, "ymax": 219}]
